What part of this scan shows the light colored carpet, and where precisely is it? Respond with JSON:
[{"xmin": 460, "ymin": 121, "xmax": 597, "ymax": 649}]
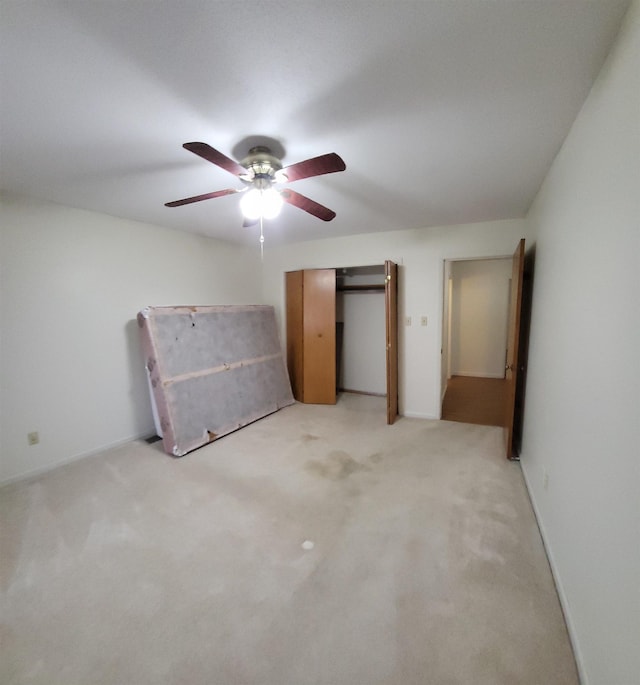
[{"xmin": 0, "ymin": 394, "xmax": 578, "ymax": 685}]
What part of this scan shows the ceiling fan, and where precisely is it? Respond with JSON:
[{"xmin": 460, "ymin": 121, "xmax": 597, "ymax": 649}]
[{"xmin": 165, "ymin": 142, "xmax": 346, "ymax": 223}]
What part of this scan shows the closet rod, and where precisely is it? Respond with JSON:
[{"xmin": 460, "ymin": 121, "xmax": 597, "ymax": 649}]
[{"xmin": 337, "ymin": 284, "xmax": 386, "ymax": 292}]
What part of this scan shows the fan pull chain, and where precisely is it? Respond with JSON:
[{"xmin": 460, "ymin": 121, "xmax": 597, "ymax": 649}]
[{"xmin": 259, "ymin": 215, "xmax": 265, "ymax": 261}]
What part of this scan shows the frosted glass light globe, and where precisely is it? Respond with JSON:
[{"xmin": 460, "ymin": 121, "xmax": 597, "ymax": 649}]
[
  {"xmin": 240, "ymin": 188, "xmax": 283, "ymax": 221},
  {"xmin": 240, "ymin": 188, "xmax": 262, "ymax": 221},
  {"xmin": 261, "ymin": 188, "xmax": 283, "ymax": 219}
]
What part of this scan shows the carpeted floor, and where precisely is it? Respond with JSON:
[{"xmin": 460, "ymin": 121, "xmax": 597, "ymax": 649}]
[
  {"xmin": 0, "ymin": 394, "xmax": 577, "ymax": 685},
  {"xmin": 442, "ymin": 375, "xmax": 507, "ymax": 427}
]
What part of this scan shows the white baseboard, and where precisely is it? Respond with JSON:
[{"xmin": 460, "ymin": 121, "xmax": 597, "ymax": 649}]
[
  {"xmin": 0, "ymin": 432, "xmax": 152, "ymax": 487},
  {"xmin": 452, "ymin": 371, "xmax": 505, "ymax": 379},
  {"xmin": 401, "ymin": 411, "xmax": 439, "ymax": 420},
  {"xmin": 520, "ymin": 462, "xmax": 586, "ymax": 685},
  {"xmin": 340, "ymin": 388, "xmax": 386, "ymax": 397}
]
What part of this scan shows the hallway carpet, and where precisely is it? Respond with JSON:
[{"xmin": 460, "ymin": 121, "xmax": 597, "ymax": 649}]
[{"xmin": 0, "ymin": 394, "xmax": 577, "ymax": 685}]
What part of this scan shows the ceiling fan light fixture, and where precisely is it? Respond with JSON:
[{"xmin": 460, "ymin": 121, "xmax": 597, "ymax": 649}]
[
  {"xmin": 274, "ymin": 169, "xmax": 289, "ymax": 184},
  {"xmin": 166, "ymin": 141, "xmax": 345, "ymax": 225},
  {"xmin": 240, "ymin": 187, "xmax": 283, "ymax": 221}
]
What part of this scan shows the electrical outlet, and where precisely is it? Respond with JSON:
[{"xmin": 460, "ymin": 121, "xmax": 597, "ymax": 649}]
[
  {"xmin": 405, "ymin": 316, "xmax": 412, "ymax": 326},
  {"xmin": 27, "ymin": 431, "xmax": 39, "ymax": 446},
  {"xmin": 420, "ymin": 316, "xmax": 428, "ymax": 326}
]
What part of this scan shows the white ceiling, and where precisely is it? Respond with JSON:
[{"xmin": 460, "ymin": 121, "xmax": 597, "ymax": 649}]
[{"xmin": 0, "ymin": 1, "xmax": 629, "ymax": 246}]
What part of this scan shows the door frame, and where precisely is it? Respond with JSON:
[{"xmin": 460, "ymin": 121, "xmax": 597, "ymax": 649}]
[
  {"xmin": 438, "ymin": 252, "xmax": 515, "ymax": 420},
  {"xmin": 504, "ymin": 239, "xmax": 526, "ymax": 459},
  {"xmin": 385, "ymin": 260, "xmax": 398, "ymax": 424}
]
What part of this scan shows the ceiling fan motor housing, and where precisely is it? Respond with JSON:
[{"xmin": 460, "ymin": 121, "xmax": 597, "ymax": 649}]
[{"xmin": 240, "ymin": 146, "xmax": 285, "ymax": 188}]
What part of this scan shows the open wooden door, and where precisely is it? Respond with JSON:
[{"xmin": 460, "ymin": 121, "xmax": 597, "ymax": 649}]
[
  {"xmin": 385, "ymin": 260, "xmax": 398, "ymax": 424},
  {"xmin": 504, "ymin": 240, "xmax": 525, "ymax": 458}
]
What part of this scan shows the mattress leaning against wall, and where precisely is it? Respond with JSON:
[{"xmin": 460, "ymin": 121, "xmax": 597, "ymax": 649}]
[{"xmin": 137, "ymin": 305, "xmax": 295, "ymax": 456}]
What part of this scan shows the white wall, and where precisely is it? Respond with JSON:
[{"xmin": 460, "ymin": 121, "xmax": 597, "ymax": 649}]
[
  {"xmin": 450, "ymin": 258, "xmax": 512, "ymax": 378},
  {"xmin": 521, "ymin": 2, "xmax": 640, "ymax": 683},
  {"xmin": 0, "ymin": 192, "xmax": 262, "ymax": 483},
  {"xmin": 341, "ymin": 291, "xmax": 386, "ymax": 394},
  {"xmin": 261, "ymin": 218, "xmax": 529, "ymax": 419}
]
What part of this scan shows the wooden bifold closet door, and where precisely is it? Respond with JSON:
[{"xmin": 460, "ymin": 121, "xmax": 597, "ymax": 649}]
[{"xmin": 286, "ymin": 269, "xmax": 336, "ymax": 404}]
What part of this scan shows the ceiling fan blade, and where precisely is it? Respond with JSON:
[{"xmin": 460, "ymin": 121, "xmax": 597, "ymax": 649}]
[
  {"xmin": 281, "ymin": 189, "xmax": 336, "ymax": 221},
  {"xmin": 280, "ymin": 153, "xmax": 346, "ymax": 183},
  {"xmin": 183, "ymin": 142, "xmax": 247, "ymax": 177},
  {"xmin": 165, "ymin": 188, "xmax": 239, "ymax": 207}
]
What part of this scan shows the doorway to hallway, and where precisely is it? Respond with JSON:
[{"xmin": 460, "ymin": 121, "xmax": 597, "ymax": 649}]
[{"xmin": 441, "ymin": 256, "xmax": 512, "ymax": 428}]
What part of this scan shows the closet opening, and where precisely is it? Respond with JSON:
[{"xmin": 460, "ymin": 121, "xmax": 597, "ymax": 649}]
[
  {"xmin": 336, "ymin": 265, "xmax": 387, "ymax": 398},
  {"xmin": 285, "ymin": 261, "xmax": 398, "ymax": 424}
]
